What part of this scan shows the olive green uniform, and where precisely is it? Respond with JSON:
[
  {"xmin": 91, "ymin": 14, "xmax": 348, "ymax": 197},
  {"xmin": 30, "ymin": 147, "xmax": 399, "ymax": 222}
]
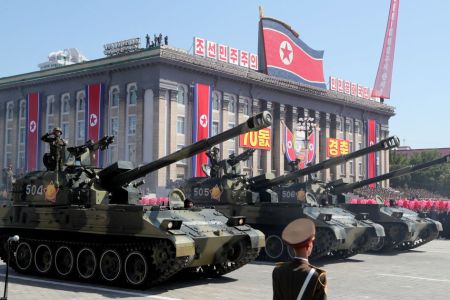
[{"xmin": 272, "ymin": 258, "xmax": 327, "ymax": 300}]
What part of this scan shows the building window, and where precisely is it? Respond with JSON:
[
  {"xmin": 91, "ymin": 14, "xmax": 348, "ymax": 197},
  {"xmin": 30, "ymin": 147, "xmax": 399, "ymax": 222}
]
[
  {"xmin": 359, "ymin": 162, "xmax": 363, "ymax": 175},
  {"xmin": 18, "ymin": 151, "xmax": 25, "ymax": 169},
  {"xmin": 109, "ymin": 145, "xmax": 118, "ymax": 163},
  {"xmin": 6, "ymin": 102, "xmax": 13, "ymax": 120},
  {"xmin": 110, "ymin": 117, "xmax": 119, "ymax": 136},
  {"xmin": 355, "ymin": 121, "xmax": 362, "ymax": 134},
  {"xmin": 340, "ymin": 163, "xmax": 346, "ymax": 176},
  {"xmin": 227, "ymin": 97, "xmax": 235, "ymax": 113},
  {"xmin": 349, "ymin": 161, "xmax": 354, "ymax": 175},
  {"xmin": 77, "ymin": 120, "xmax": 85, "ymax": 140},
  {"xmin": 47, "ymin": 96, "xmax": 55, "ymax": 116},
  {"xmin": 110, "ymin": 87, "xmax": 120, "ymax": 107},
  {"xmin": 212, "ymin": 121, "xmax": 219, "ymax": 136},
  {"xmin": 128, "ymin": 84, "xmax": 137, "ymax": 105},
  {"xmin": 19, "ymin": 127, "xmax": 26, "ymax": 144},
  {"xmin": 6, "ymin": 128, "xmax": 12, "ymax": 145},
  {"xmin": 5, "ymin": 153, "xmax": 12, "ymax": 165},
  {"xmin": 336, "ymin": 117, "xmax": 343, "ymax": 131},
  {"xmin": 127, "ymin": 115, "xmax": 137, "ymax": 135},
  {"xmin": 345, "ymin": 120, "xmax": 353, "ymax": 133},
  {"xmin": 358, "ymin": 142, "xmax": 363, "ymax": 150},
  {"xmin": 349, "ymin": 141, "xmax": 353, "ymax": 152},
  {"xmin": 177, "ymin": 85, "xmax": 187, "ymax": 105},
  {"xmin": 61, "ymin": 94, "xmax": 70, "ymax": 114},
  {"xmin": 61, "ymin": 123, "xmax": 69, "ymax": 139},
  {"xmin": 177, "ymin": 116, "xmax": 185, "ymax": 134},
  {"xmin": 241, "ymin": 101, "xmax": 249, "ymax": 115},
  {"xmin": 128, "ymin": 144, "xmax": 136, "ymax": 162},
  {"xmin": 228, "ymin": 122, "xmax": 235, "ymax": 144},
  {"xmin": 212, "ymin": 92, "xmax": 220, "ymax": 111},
  {"xmin": 19, "ymin": 100, "xmax": 26, "ymax": 119},
  {"xmin": 77, "ymin": 91, "xmax": 85, "ymax": 112}
]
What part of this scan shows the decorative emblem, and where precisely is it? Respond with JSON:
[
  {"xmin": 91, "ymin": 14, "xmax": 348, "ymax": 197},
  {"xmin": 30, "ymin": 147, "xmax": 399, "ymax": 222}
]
[
  {"xmin": 89, "ymin": 113, "xmax": 98, "ymax": 127},
  {"xmin": 296, "ymin": 189, "xmax": 306, "ymax": 202},
  {"xmin": 279, "ymin": 41, "xmax": 293, "ymax": 65},
  {"xmin": 199, "ymin": 114, "xmax": 208, "ymax": 128},
  {"xmin": 29, "ymin": 120, "xmax": 37, "ymax": 133},
  {"xmin": 44, "ymin": 181, "xmax": 58, "ymax": 203},
  {"xmin": 287, "ymin": 140, "xmax": 293, "ymax": 149},
  {"xmin": 308, "ymin": 143, "xmax": 314, "ymax": 151},
  {"xmin": 210, "ymin": 184, "xmax": 223, "ymax": 201}
]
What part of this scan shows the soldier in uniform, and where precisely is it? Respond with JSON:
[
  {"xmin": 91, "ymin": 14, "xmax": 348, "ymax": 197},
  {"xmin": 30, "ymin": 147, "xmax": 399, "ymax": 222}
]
[
  {"xmin": 41, "ymin": 127, "xmax": 67, "ymax": 172},
  {"xmin": 272, "ymin": 218, "xmax": 327, "ymax": 300}
]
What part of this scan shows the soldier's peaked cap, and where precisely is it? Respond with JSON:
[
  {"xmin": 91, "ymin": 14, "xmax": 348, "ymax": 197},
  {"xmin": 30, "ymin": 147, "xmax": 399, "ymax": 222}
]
[{"xmin": 282, "ymin": 218, "xmax": 316, "ymax": 246}]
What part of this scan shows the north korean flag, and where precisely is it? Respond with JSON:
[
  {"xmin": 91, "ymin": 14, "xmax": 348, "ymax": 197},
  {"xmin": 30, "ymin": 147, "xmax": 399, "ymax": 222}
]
[
  {"xmin": 306, "ymin": 129, "xmax": 316, "ymax": 164},
  {"xmin": 86, "ymin": 83, "xmax": 105, "ymax": 167},
  {"xmin": 283, "ymin": 122, "xmax": 296, "ymax": 162},
  {"xmin": 259, "ymin": 17, "xmax": 326, "ymax": 89},
  {"xmin": 26, "ymin": 92, "xmax": 41, "ymax": 171},
  {"xmin": 192, "ymin": 83, "xmax": 212, "ymax": 177}
]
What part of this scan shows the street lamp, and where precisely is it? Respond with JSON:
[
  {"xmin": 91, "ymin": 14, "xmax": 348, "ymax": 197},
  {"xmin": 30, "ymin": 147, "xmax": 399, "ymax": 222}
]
[{"xmin": 297, "ymin": 116, "xmax": 316, "ymax": 165}]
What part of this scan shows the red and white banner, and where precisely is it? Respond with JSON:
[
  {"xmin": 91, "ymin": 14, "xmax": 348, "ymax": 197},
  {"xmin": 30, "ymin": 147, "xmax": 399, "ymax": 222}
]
[
  {"xmin": 239, "ymin": 128, "xmax": 271, "ymax": 150},
  {"xmin": 192, "ymin": 83, "xmax": 212, "ymax": 177},
  {"xmin": 86, "ymin": 83, "xmax": 105, "ymax": 167},
  {"xmin": 367, "ymin": 119, "xmax": 377, "ymax": 188},
  {"xmin": 282, "ymin": 122, "xmax": 296, "ymax": 162},
  {"xmin": 307, "ymin": 129, "xmax": 316, "ymax": 164},
  {"xmin": 26, "ymin": 92, "xmax": 41, "ymax": 171},
  {"xmin": 372, "ymin": 0, "xmax": 399, "ymax": 99}
]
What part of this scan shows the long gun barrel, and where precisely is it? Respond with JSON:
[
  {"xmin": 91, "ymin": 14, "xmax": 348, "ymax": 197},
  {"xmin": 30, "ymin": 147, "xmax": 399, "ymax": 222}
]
[
  {"xmin": 103, "ymin": 111, "xmax": 272, "ymax": 188},
  {"xmin": 330, "ymin": 154, "xmax": 450, "ymax": 195},
  {"xmin": 227, "ymin": 149, "xmax": 255, "ymax": 167},
  {"xmin": 250, "ymin": 135, "xmax": 400, "ymax": 190}
]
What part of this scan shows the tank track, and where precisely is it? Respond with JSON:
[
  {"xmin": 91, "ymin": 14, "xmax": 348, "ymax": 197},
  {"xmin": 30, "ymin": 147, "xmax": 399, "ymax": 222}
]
[
  {"xmin": 197, "ymin": 246, "xmax": 260, "ymax": 277},
  {"xmin": 329, "ymin": 235, "xmax": 380, "ymax": 259},
  {"xmin": 0, "ymin": 234, "xmax": 189, "ymax": 288},
  {"xmin": 395, "ymin": 228, "xmax": 440, "ymax": 251},
  {"xmin": 310, "ymin": 228, "xmax": 338, "ymax": 260}
]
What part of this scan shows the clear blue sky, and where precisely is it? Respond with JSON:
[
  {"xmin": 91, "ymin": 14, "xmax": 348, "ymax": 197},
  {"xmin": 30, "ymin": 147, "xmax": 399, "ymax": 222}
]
[{"xmin": 1, "ymin": 0, "xmax": 448, "ymax": 149}]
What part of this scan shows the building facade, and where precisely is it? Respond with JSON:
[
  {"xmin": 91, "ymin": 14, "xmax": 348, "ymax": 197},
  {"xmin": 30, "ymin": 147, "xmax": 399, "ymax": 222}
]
[{"xmin": 0, "ymin": 45, "xmax": 395, "ymax": 195}]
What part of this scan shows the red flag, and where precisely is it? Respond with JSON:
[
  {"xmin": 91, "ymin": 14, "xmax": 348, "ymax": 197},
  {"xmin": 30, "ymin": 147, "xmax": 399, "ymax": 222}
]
[
  {"xmin": 282, "ymin": 122, "xmax": 296, "ymax": 162},
  {"xmin": 192, "ymin": 83, "xmax": 212, "ymax": 177},
  {"xmin": 259, "ymin": 17, "xmax": 326, "ymax": 88},
  {"xmin": 86, "ymin": 83, "xmax": 105, "ymax": 166},
  {"xmin": 367, "ymin": 120, "xmax": 377, "ymax": 188},
  {"xmin": 26, "ymin": 92, "xmax": 41, "ymax": 171},
  {"xmin": 306, "ymin": 129, "xmax": 316, "ymax": 164},
  {"xmin": 372, "ymin": 0, "xmax": 400, "ymax": 99}
]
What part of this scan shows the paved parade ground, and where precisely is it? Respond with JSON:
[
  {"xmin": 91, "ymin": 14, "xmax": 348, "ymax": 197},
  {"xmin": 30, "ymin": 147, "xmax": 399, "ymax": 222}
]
[{"xmin": 1, "ymin": 240, "xmax": 450, "ymax": 300}]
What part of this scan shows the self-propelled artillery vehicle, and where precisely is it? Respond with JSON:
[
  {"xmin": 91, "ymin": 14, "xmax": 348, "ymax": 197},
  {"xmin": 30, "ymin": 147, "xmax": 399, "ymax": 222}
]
[
  {"xmin": 0, "ymin": 111, "xmax": 272, "ymax": 288},
  {"xmin": 184, "ymin": 136, "xmax": 399, "ymax": 260},
  {"xmin": 329, "ymin": 155, "xmax": 449, "ymax": 251}
]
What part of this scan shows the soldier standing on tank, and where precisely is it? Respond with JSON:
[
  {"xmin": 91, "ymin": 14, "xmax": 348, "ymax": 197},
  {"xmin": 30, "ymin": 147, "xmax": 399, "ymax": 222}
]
[
  {"xmin": 41, "ymin": 127, "xmax": 67, "ymax": 185},
  {"xmin": 206, "ymin": 147, "xmax": 221, "ymax": 177},
  {"xmin": 2, "ymin": 164, "xmax": 15, "ymax": 199},
  {"xmin": 272, "ymin": 218, "xmax": 327, "ymax": 300}
]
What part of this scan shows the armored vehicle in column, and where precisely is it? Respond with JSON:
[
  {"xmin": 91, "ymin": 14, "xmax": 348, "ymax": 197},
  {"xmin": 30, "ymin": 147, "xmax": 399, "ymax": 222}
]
[
  {"xmin": 184, "ymin": 136, "xmax": 399, "ymax": 260},
  {"xmin": 329, "ymin": 155, "xmax": 449, "ymax": 251},
  {"xmin": 0, "ymin": 111, "xmax": 272, "ymax": 288}
]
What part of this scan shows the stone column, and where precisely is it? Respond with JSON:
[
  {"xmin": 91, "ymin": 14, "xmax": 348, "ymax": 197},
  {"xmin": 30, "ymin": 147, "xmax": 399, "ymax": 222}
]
[{"xmin": 156, "ymin": 88, "xmax": 170, "ymax": 193}]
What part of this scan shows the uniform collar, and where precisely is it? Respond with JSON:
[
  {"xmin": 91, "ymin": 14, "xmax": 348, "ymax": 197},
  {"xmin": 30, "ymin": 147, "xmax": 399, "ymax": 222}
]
[{"xmin": 293, "ymin": 256, "xmax": 309, "ymax": 263}]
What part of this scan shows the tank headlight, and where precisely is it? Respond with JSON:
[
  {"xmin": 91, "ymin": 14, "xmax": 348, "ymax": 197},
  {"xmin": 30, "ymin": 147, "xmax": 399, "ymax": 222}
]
[
  {"xmin": 356, "ymin": 213, "xmax": 369, "ymax": 220},
  {"xmin": 160, "ymin": 219, "xmax": 182, "ymax": 230},
  {"xmin": 227, "ymin": 216, "xmax": 246, "ymax": 226},
  {"xmin": 392, "ymin": 212, "xmax": 403, "ymax": 219},
  {"xmin": 318, "ymin": 213, "xmax": 332, "ymax": 222}
]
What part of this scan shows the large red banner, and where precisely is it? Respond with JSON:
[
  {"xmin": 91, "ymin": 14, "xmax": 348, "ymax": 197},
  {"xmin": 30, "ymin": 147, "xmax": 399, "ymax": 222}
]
[
  {"xmin": 239, "ymin": 128, "xmax": 271, "ymax": 150},
  {"xmin": 86, "ymin": 83, "xmax": 104, "ymax": 166},
  {"xmin": 367, "ymin": 120, "xmax": 377, "ymax": 188},
  {"xmin": 307, "ymin": 129, "xmax": 316, "ymax": 164},
  {"xmin": 26, "ymin": 92, "xmax": 41, "ymax": 171},
  {"xmin": 259, "ymin": 18, "xmax": 326, "ymax": 89},
  {"xmin": 192, "ymin": 83, "xmax": 212, "ymax": 177},
  {"xmin": 372, "ymin": 0, "xmax": 399, "ymax": 99},
  {"xmin": 283, "ymin": 122, "xmax": 296, "ymax": 162}
]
